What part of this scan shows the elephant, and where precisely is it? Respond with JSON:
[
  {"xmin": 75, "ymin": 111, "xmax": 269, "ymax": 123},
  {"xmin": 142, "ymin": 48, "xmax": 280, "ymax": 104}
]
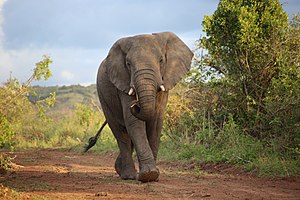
[{"xmin": 87, "ymin": 32, "xmax": 193, "ymax": 182}]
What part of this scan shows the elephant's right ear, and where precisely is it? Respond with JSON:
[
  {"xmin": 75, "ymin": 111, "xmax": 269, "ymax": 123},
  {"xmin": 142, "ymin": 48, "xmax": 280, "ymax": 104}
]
[{"xmin": 104, "ymin": 38, "xmax": 131, "ymax": 94}]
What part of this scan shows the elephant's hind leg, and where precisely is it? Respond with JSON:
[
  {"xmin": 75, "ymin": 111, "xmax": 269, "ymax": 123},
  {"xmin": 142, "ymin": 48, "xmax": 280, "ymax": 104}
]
[
  {"xmin": 98, "ymin": 94, "xmax": 136, "ymax": 180},
  {"xmin": 114, "ymin": 137, "xmax": 136, "ymax": 180}
]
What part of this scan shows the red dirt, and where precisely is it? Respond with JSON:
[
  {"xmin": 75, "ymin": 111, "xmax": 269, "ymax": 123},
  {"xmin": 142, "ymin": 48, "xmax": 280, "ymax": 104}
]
[{"xmin": 1, "ymin": 149, "xmax": 299, "ymax": 199}]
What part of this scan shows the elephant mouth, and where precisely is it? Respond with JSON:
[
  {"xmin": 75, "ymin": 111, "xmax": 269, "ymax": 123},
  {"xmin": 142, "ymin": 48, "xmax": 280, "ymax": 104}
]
[
  {"xmin": 130, "ymin": 100, "xmax": 141, "ymax": 116},
  {"xmin": 129, "ymin": 94, "xmax": 154, "ymax": 121},
  {"xmin": 129, "ymin": 83, "xmax": 166, "ymax": 121}
]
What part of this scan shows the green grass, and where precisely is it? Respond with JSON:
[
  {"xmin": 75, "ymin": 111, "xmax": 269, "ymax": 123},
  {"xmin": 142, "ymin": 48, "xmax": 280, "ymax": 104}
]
[
  {"xmin": 158, "ymin": 125, "xmax": 300, "ymax": 177},
  {"xmin": 255, "ymin": 153, "xmax": 300, "ymax": 176},
  {"xmin": 15, "ymin": 122, "xmax": 117, "ymax": 153}
]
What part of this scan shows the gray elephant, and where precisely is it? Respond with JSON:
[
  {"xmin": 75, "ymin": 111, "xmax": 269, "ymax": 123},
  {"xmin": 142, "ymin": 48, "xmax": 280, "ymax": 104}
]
[{"xmin": 86, "ymin": 32, "xmax": 193, "ymax": 182}]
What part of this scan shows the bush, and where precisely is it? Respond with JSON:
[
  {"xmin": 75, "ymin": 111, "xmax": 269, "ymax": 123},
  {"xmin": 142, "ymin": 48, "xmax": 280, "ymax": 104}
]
[
  {"xmin": 160, "ymin": 0, "xmax": 299, "ymax": 176},
  {"xmin": 162, "ymin": 84, "xmax": 299, "ymax": 176},
  {"xmin": 0, "ymin": 114, "xmax": 14, "ymax": 150},
  {"xmin": 256, "ymin": 154, "xmax": 300, "ymax": 176},
  {"xmin": 199, "ymin": 1, "xmax": 300, "ymax": 143},
  {"xmin": 13, "ymin": 100, "xmax": 117, "ymax": 152},
  {"xmin": 0, "ymin": 154, "xmax": 12, "ymax": 174},
  {"xmin": 0, "ymin": 55, "xmax": 53, "ymax": 172}
]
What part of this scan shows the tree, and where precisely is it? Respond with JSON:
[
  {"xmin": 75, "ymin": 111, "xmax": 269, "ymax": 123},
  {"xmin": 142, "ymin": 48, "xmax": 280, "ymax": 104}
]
[{"xmin": 199, "ymin": 0, "xmax": 299, "ymax": 142}]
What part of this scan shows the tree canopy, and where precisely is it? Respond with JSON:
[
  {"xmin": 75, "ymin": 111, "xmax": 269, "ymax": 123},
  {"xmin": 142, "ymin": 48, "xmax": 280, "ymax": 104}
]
[{"xmin": 198, "ymin": 0, "xmax": 300, "ymax": 141}]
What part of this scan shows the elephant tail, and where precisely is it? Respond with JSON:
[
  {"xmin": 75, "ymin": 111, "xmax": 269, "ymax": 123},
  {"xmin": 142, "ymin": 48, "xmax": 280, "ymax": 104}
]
[{"xmin": 83, "ymin": 120, "xmax": 108, "ymax": 153}]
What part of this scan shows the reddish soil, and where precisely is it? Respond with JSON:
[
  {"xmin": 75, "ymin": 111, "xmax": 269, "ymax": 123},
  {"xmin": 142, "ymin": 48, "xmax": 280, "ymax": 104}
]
[{"xmin": 1, "ymin": 149, "xmax": 299, "ymax": 199}]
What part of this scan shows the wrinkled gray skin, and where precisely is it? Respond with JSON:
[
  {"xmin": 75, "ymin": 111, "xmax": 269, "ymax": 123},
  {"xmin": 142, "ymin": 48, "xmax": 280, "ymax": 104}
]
[{"xmin": 97, "ymin": 32, "xmax": 193, "ymax": 182}]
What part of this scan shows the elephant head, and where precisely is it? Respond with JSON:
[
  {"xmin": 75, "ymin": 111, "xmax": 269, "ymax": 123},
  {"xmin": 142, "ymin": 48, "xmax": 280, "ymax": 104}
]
[{"xmin": 104, "ymin": 32, "xmax": 193, "ymax": 121}]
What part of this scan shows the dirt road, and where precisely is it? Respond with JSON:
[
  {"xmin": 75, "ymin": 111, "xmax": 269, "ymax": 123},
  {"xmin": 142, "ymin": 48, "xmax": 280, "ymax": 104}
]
[{"xmin": 1, "ymin": 150, "xmax": 299, "ymax": 199}]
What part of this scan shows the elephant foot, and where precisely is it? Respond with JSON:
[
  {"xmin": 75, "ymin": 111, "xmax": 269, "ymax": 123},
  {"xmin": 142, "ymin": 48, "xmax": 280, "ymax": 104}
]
[
  {"xmin": 138, "ymin": 165, "xmax": 159, "ymax": 183},
  {"xmin": 120, "ymin": 164, "xmax": 137, "ymax": 180},
  {"xmin": 116, "ymin": 166, "xmax": 137, "ymax": 180},
  {"xmin": 121, "ymin": 172, "xmax": 137, "ymax": 180},
  {"xmin": 115, "ymin": 155, "xmax": 136, "ymax": 180}
]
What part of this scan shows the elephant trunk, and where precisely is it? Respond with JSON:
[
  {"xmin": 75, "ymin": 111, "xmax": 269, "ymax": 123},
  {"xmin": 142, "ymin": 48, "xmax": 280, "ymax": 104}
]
[{"xmin": 130, "ymin": 68, "xmax": 157, "ymax": 121}]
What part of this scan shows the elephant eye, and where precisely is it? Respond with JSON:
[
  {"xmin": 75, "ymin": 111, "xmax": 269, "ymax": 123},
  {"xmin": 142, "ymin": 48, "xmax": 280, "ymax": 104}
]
[{"xmin": 126, "ymin": 61, "xmax": 131, "ymax": 67}]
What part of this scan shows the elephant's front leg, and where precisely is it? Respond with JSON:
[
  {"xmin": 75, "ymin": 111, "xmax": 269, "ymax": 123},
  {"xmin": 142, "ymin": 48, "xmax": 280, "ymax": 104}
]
[
  {"xmin": 121, "ymin": 96, "xmax": 159, "ymax": 182},
  {"xmin": 126, "ymin": 116, "xmax": 159, "ymax": 182},
  {"xmin": 147, "ymin": 92, "xmax": 169, "ymax": 160}
]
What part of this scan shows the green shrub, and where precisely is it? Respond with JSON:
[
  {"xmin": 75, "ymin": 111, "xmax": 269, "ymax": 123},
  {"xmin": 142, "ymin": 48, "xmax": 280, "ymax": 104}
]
[
  {"xmin": 256, "ymin": 154, "xmax": 300, "ymax": 176},
  {"xmin": 0, "ymin": 114, "xmax": 14, "ymax": 150},
  {"xmin": 161, "ymin": 92, "xmax": 299, "ymax": 176},
  {"xmin": 0, "ymin": 154, "xmax": 13, "ymax": 174},
  {"xmin": 0, "ymin": 55, "xmax": 53, "ymax": 172}
]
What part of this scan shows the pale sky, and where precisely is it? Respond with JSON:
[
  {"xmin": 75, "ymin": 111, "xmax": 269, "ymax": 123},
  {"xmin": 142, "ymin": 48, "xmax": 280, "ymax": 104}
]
[{"xmin": 0, "ymin": 0, "xmax": 299, "ymax": 86}]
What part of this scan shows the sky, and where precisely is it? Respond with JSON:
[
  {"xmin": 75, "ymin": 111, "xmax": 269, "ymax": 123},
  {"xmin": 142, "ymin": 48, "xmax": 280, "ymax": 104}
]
[{"xmin": 0, "ymin": 0, "xmax": 299, "ymax": 86}]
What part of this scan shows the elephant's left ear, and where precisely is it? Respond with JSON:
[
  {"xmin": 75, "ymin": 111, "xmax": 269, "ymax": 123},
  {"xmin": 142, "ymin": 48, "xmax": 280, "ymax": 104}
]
[{"xmin": 153, "ymin": 32, "xmax": 194, "ymax": 90}]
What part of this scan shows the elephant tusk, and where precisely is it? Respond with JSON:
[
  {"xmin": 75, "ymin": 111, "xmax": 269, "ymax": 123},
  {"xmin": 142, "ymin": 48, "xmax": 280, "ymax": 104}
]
[
  {"xmin": 128, "ymin": 88, "xmax": 135, "ymax": 96},
  {"xmin": 160, "ymin": 85, "xmax": 166, "ymax": 92}
]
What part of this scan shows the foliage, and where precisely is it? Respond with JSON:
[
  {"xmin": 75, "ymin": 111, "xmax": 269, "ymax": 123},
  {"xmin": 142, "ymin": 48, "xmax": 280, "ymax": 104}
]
[
  {"xmin": 16, "ymin": 104, "xmax": 117, "ymax": 152},
  {"xmin": 164, "ymin": 84, "xmax": 261, "ymax": 164},
  {"xmin": 199, "ymin": 0, "xmax": 299, "ymax": 148},
  {"xmin": 253, "ymin": 152, "xmax": 300, "ymax": 176},
  {"xmin": 0, "ymin": 153, "xmax": 13, "ymax": 174},
  {"xmin": 12, "ymin": 83, "xmax": 114, "ymax": 150},
  {"xmin": 164, "ymin": 83, "xmax": 218, "ymax": 146},
  {"xmin": 0, "ymin": 114, "xmax": 14, "ymax": 150},
  {"xmin": 76, "ymin": 103, "xmax": 94, "ymax": 134},
  {"xmin": 161, "ymin": 0, "xmax": 300, "ymax": 176},
  {"xmin": 14, "ymin": 99, "xmax": 116, "ymax": 152},
  {"xmin": 0, "ymin": 55, "xmax": 54, "ymax": 172},
  {"xmin": 162, "ymin": 90, "xmax": 300, "ymax": 176},
  {"xmin": 0, "ymin": 79, "xmax": 116, "ymax": 152}
]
